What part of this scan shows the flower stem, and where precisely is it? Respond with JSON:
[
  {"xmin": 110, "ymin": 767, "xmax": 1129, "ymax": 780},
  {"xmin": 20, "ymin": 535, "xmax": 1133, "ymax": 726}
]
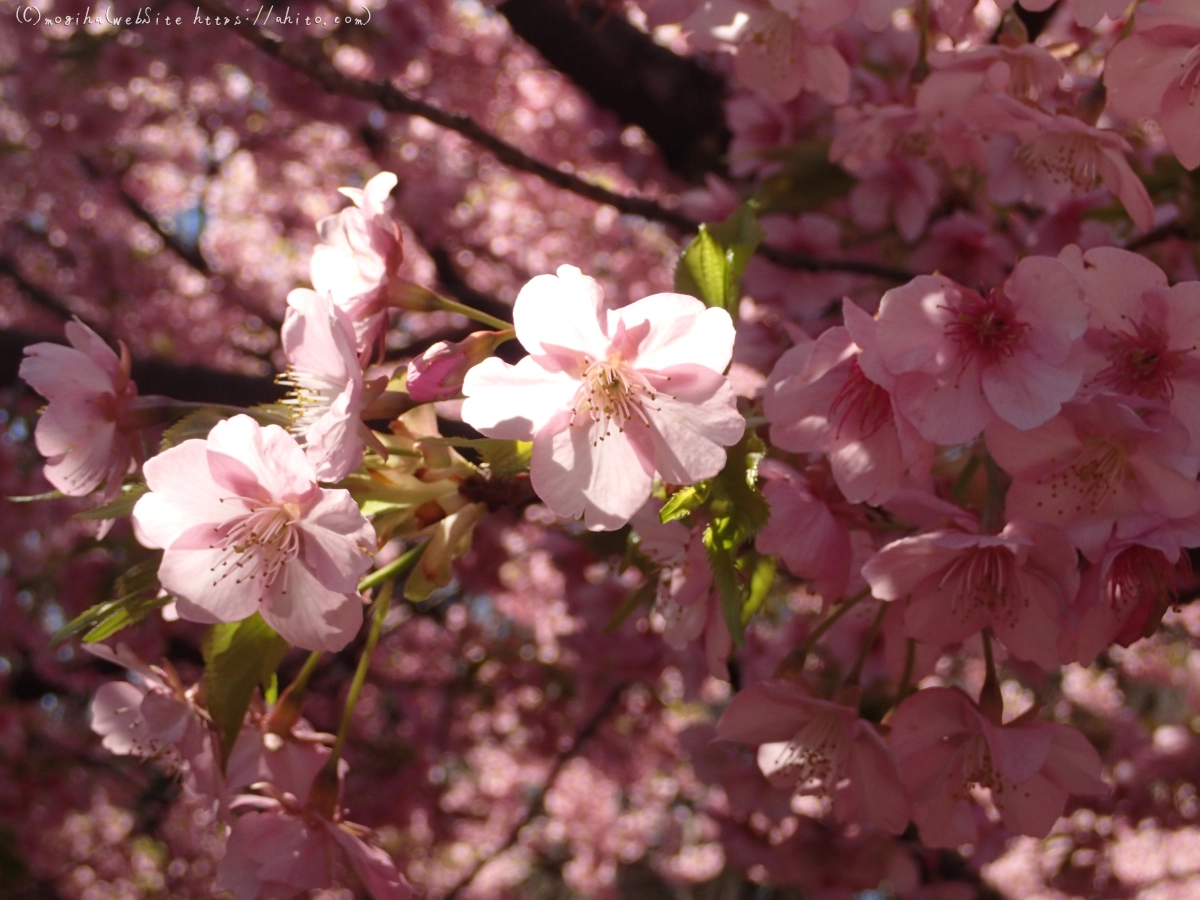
[
  {"xmin": 266, "ymin": 650, "xmax": 322, "ymax": 735},
  {"xmin": 774, "ymin": 588, "xmax": 870, "ymax": 678},
  {"xmin": 435, "ymin": 295, "xmax": 513, "ymax": 332},
  {"xmin": 329, "ymin": 578, "xmax": 395, "ymax": 768},
  {"xmin": 978, "ymin": 628, "xmax": 1004, "ymax": 724},
  {"xmin": 845, "ymin": 600, "xmax": 887, "ymax": 686},
  {"xmin": 358, "ymin": 540, "xmax": 427, "ymax": 592}
]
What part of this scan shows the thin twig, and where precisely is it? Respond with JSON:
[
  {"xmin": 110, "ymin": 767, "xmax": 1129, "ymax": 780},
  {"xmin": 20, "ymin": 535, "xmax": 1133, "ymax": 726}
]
[
  {"xmin": 441, "ymin": 683, "xmax": 627, "ymax": 900},
  {"xmin": 190, "ymin": 0, "xmax": 913, "ymax": 282},
  {"xmin": 0, "ymin": 255, "xmax": 80, "ymax": 325}
]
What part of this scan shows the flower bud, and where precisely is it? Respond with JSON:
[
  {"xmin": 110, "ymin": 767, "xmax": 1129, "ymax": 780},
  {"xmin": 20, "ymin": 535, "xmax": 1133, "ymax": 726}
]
[{"xmin": 406, "ymin": 330, "xmax": 513, "ymax": 402}]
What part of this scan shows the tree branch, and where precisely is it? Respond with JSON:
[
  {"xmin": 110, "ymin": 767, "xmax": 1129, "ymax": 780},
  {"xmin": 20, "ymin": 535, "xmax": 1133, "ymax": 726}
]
[
  {"xmin": 190, "ymin": 0, "xmax": 911, "ymax": 282},
  {"xmin": 497, "ymin": 0, "xmax": 729, "ymax": 180}
]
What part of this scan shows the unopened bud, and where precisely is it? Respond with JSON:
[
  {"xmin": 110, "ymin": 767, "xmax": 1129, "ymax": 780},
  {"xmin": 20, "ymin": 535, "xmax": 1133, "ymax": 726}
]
[
  {"xmin": 406, "ymin": 330, "xmax": 514, "ymax": 402},
  {"xmin": 386, "ymin": 280, "xmax": 440, "ymax": 312},
  {"xmin": 997, "ymin": 12, "xmax": 1029, "ymax": 48}
]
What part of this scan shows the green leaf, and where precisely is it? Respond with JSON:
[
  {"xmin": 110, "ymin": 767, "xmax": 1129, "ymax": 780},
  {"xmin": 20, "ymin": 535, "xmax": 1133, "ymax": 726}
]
[
  {"xmin": 659, "ymin": 482, "xmax": 709, "ymax": 524},
  {"xmin": 741, "ymin": 553, "xmax": 776, "ymax": 623},
  {"xmin": 703, "ymin": 525, "xmax": 745, "ymax": 647},
  {"xmin": 708, "ymin": 431, "xmax": 770, "ymax": 547},
  {"xmin": 603, "ymin": 578, "xmax": 656, "ymax": 633},
  {"xmin": 160, "ymin": 407, "xmax": 229, "ymax": 450},
  {"xmin": 72, "ymin": 483, "xmax": 148, "ymax": 521},
  {"xmin": 674, "ymin": 204, "xmax": 762, "ymax": 315},
  {"xmin": 752, "ymin": 141, "xmax": 856, "ymax": 215},
  {"xmin": 52, "ymin": 556, "xmax": 163, "ymax": 645},
  {"xmin": 203, "ymin": 615, "xmax": 289, "ymax": 767},
  {"xmin": 418, "ymin": 437, "xmax": 531, "ymax": 477}
]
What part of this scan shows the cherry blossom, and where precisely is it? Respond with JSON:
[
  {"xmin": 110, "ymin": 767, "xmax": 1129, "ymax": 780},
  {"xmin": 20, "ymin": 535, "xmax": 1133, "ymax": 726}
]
[
  {"xmin": 309, "ymin": 171, "xmax": 404, "ymax": 353},
  {"xmin": 889, "ymin": 687, "xmax": 1108, "ymax": 848},
  {"xmin": 765, "ymin": 301, "xmax": 932, "ymax": 504},
  {"xmin": 406, "ymin": 330, "xmax": 510, "ymax": 403},
  {"xmin": 716, "ymin": 678, "xmax": 910, "ymax": 834},
  {"xmin": 131, "ymin": 415, "xmax": 375, "ymax": 651},
  {"xmin": 862, "ymin": 520, "xmax": 1079, "ymax": 669},
  {"xmin": 280, "ymin": 289, "xmax": 378, "ymax": 482},
  {"xmin": 866, "ymin": 257, "xmax": 1088, "ymax": 445},
  {"xmin": 86, "ymin": 643, "xmax": 222, "ymax": 808},
  {"xmin": 461, "ymin": 266, "xmax": 744, "ymax": 530},
  {"xmin": 988, "ymin": 398, "xmax": 1200, "ymax": 560},
  {"xmin": 1106, "ymin": 0, "xmax": 1200, "ymax": 171},
  {"xmin": 19, "ymin": 319, "xmax": 140, "ymax": 499}
]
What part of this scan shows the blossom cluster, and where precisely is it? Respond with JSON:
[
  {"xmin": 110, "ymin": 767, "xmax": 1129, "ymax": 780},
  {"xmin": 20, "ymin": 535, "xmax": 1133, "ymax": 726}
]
[{"xmin": 9, "ymin": 0, "xmax": 1200, "ymax": 897}]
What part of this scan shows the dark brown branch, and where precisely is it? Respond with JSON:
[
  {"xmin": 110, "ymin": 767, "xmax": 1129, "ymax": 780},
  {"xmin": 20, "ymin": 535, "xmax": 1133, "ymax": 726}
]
[
  {"xmin": 190, "ymin": 0, "xmax": 910, "ymax": 283},
  {"xmin": 0, "ymin": 256, "xmax": 80, "ymax": 326},
  {"xmin": 440, "ymin": 684, "xmax": 627, "ymax": 900},
  {"xmin": 498, "ymin": 0, "xmax": 729, "ymax": 180}
]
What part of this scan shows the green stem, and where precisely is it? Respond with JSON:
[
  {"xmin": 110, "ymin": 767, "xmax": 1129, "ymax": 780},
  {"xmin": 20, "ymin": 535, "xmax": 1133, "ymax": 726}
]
[
  {"xmin": 358, "ymin": 540, "xmax": 427, "ymax": 592},
  {"xmin": 266, "ymin": 650, "xmax": 323, "ymax": 735},
  {"xmin": 330, "ymin": 579, "xmax": 395, "ymax": 768},
  {"xmin": 845, "ymin": 600, "xmax": 887, "ymax": 686},
  {"xmin": 434, "ymin": 295, "xmax": 512, "ymax": 331},
  {"xmin": 775, "ymin": 589, "xmax": 871, "ymax": 677},
  {"xmin": 291, "ymin": 650, "xmax": 323, "ymax": 692}
]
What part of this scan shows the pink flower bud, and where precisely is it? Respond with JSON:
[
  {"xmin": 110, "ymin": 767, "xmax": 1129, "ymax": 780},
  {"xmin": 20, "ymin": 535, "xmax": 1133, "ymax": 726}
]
[{"xmin": 406, "ymin": 330, "xmax": 511, "ymax": 402}]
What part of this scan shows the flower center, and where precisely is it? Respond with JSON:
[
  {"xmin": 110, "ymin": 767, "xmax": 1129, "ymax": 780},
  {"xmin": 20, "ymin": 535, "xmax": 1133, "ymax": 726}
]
[
  {"xmin": 828, "ymin": 360, "xmax": 892, "ymax": 440},
  {"xmin": 772, "ymin": 712, "xmax": 848, "ymax": 792},
  {"xmin": 1015, "ymin": 130, "xmax": 1100, "ymax": 190},
  {"xmin": 572, "ymin": 354, "xmax": 664, "ymax": 443},
  {"xmin": 1109, "ymin": 545, "xmax": 1184, "ymax": 645},
  {"xmin": 1035, "ymin": 434, "xmax": 1130, "ymax": 518},
  {"xmin": 940, "ymin": 546, "xmax": 1020, "ymax": 627},
  {"xmin": 208, "ymin": 503, "xmax": 301, "ymax": 592},
  {"xmin": 278, "ymin": 368, "xmax": 344, "ymax": 433},
  {"xmin": 943, "ymin": 291, "xmax": 1030, "ymax": 370},
  {"xmin": 1094, "ymin": 321, "xmax": 1190, "ymax": 402}
]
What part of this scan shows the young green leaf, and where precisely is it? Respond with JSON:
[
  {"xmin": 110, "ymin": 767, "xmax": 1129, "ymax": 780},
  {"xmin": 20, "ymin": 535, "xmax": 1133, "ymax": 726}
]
[
  {"xmin": 659, "ymin": 482, "xmax": 710, "ymax": 524},
  {"xmin": 704, "ymin": 524, "xmax": 746, "ymax": 647},
  {"xmin": 72, "ymin": 483, "xmax": 148, "ymax": 521},
  {"xmin": 51, "ymin": 555, "xmax": 163, "ymax": 645},
  {"xmin": 203, "ymin": 614, "xmax": 289, "ymax": 767}
]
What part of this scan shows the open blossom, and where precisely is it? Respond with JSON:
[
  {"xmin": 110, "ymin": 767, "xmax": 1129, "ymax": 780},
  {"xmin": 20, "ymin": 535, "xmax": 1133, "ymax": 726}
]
[
  {"xmin": 131, "ymin": 415, "xmax": 375, "ymax": 652},
  {"xmin": 310, "ymin": 171, "xmax": 403, "ymax": 353},
  {"xmin": 862, "ymin": 520, "xmax": 1078, "ymax": 669},
  {"xmin": 974, "ymin": 94, "xmax": 1155, "ymax": 231},
  {"xmin": 685, "ymin": 1, "xmax": 850, "ymax": 103},
  {"xmin": 1065, "ymin": 520, "xmax": 1199, "ymax": 666},
  {"xmin": 461, "ymin": 266, "xmax": 744, "ymax": 531},
  {"xmin": 1059, "ymin": 245, "xmax": 1200, "ymax": 451},
  {"xmin": 754, "ymin": 460, "xmax": 852, "ymax": 602},
  {"xmin": 216, "ymin": 764, "xmax": 411, "ymax": 900},
  {"xmin": 716, "ymin": 678, "xmax": 910, "ymax": 834},
  {"xmin": 889, "ymin": 687, "xmax": 1107, "ymax": 847},
  {"xmin": 988, "ymin": 398, "xmax": 1200, "ymax": 561},
  {"xmin": 87, "ymin": 643, "xmax": 221, "ymax": 807},
  {"xmin": 764, "ymin": 301, "xmax": 932, "ymax": 505},
  {"xmin": 281, "ymin": 289, "xmax": 377, "ymax": 482},
  {"xmin": 865, "ymin": 257, "xmax": 1087, "ymax": 445},
  {"xmin": 19, "ymin": 318, "xmax": 139, "ymax": 499},
  {"xmin": 1106, "ymin": 0, "xmax": 1200, "ymax": 171},
  {"xmin": 631, "ymin": 500, "xmax": 731, "ymax": 679}
]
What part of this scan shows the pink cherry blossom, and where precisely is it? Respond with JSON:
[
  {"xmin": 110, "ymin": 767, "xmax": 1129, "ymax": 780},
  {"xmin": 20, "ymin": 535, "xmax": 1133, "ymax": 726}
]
[
  {"xmin": 280, "ymin": 289, "xmax": 376, "ymax": 482},
  {"xmin": 19, "ymin": 318, "xmax": 139, "ymax": 499},
  {"xmin": 867, "ymin": 257, "xmax": 1088, "ymax": 445},
  {"xmin": 86, "ymin": 643, "xmax": 222, "ymax": 808},
  {"xmin": 1065, "ymin": 520, "xmax": 1199, "ymax": 666},
  {"xmin": 988, "ymin": 398, "xmax": 1200, "ymax": 561},
  {"xmin": 889, "ymin": 687, "xmax": 1107, "ymax": 847},
  {"xmin": 754, "ymin": 460, "xmax": 853, "ymax": 602},
  {"xmin": 1060, "ymin": 245, "xmax": 1200, "ymax": 451},
  {"xmin": 685, "ymin": 1, "xmax": 850, "ymax": 103},
  {"xmin": 862, "ymin": 520, "xmax": 1079, "ymax": 669},
  {"xmin": 310, "ymin": 171, "xmax": 404, "ymax": 353},
  {"xmin": 763, "ymin": 304, "xmax": 932, "ymax": 505},
  {"xmin": 406, "ymin": 330, "xmax": 510, "ymax": 403},
  {"xmin": 1105, "ymin": 0, "xmax": 1200, "ymax": 171},
  {"xmin": 131, "ymin": 415, "xmax": 375, "ymax": 651},
  {"xmin": 461, "ymin": 266, "xmax": 744, "ymax": 531},
  {"xmin": 631, "ymin": 501, "xmax": 731, "ymax": 679},
  {"xmin": 973, "ymin": 94, "xmax": 1155, "ymax": 230},
  {"xmin": 216, "ymin": 775, "xmax": 411, "ymax": 900},
  {"xmin": 716, "ymin": 678, "xmax": 911, "ymax": 834},
  {"xmin": 909, "ymin": 211, "xmax": 1018, "ymax": 289}
]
